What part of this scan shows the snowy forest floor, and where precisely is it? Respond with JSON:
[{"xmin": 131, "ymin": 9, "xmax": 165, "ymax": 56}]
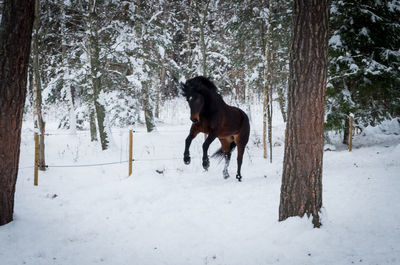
[{"xmin": 1, "ymin": 100, "xmax": 400, "ymax": 265}]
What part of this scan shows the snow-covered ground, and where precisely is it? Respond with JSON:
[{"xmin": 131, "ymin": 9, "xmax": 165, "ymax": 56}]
[{"xmin": 1, "ymin": 100, "xmax": 400, "ymax": 265}]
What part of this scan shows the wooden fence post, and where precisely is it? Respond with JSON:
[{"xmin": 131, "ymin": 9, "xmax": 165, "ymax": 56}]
[
  {"xmin": 129, "ymin": 130, "xmax": 133, "ymax": 176},
  {"xmin": 349, "ymin": 114, "xmax": 354, "ymax": 152},
  {"xmin": 34, "ymin": 132, "xmax": 39, "ymax": 186}
]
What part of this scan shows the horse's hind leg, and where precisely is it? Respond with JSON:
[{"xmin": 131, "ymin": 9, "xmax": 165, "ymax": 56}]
[
  {"xmin": 235, "ymin": 120, "xmax": 250, "ymax": 182},
  {"xmin": 223, "ymin": 152, "xmax": 232, "ymax": 179},
  {"xmin": 236, "ymin": 145, "xmax": 245, "ymax": 182},
  {"xmin": 219, "ymin": 138, "xmax": 233, "ymax": 179}
]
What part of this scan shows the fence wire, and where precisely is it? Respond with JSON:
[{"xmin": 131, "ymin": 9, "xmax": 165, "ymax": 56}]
[
  {"xmin": 19, "ymin": 152, "xmax": 268, "ymax": 170},
  {"xmin": 20, "ymin": 128, "xmax": 268, "ymax": 170},
  {"xmin": 19, "ymin": 157, "xmax": 197, "ymax": 170}
]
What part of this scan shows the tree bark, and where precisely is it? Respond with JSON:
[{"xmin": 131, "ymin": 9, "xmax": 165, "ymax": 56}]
[
  {"xmin": 279, "ymin": 0, "xmax": 329, "ymax": 228},
  {"xmin": 0, "ymin": 0, "xmax": 35, "ymax": 226}
]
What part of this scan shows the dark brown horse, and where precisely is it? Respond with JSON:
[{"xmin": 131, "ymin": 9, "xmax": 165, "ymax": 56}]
[{"xmin": 181, "ymin": 76, "xmax": 250, "ymax": 181}]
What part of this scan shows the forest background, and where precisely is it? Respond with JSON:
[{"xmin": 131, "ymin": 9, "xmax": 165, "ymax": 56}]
[{"xmin": 8, "ymin": 0, "xmax": 400, "ymax": 150}]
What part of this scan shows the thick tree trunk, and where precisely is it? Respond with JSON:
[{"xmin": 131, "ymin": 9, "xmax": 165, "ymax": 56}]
[
  {"xmin": 0, "ymin": 0, "xmax": 35, "ymax": 226},
  {"xmin": 279, "ymin": 0, "xmax": 329, "ymax": 228}
]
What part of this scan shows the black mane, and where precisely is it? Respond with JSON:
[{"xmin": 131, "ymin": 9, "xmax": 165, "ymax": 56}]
[
  {"xmin": 186, "ymin": 76, "xmax": 218, "ymax": 94},
  {"xmin": 193, "ymin": 77, "xmax": 223, "ymax": 115}
]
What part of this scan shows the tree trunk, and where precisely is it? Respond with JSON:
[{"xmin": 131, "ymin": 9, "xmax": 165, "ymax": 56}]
[
  {"xmin": 246, "ymin": 81, "xmax": 252, "ymax": 123},
  {"xmin": 267, "ymin": 4, "xmax": 273, "ymax": 164},
  {"xmin": 160, "ymin": 57, "xmax": 167, "ymax": 100},
  {"xmin": 343, "ymin": 118, "xmax": 349, "ymax": 145},
  {"xmin": 89, "ymin": 108, "xmax": 98, "ymax": 142},
  {"xmin": 277, "ymin": 84, "xmax": 287, "ymax": 123},
  {"xmin": 262, "ymin": 4, "xmax": 272, "ymax": 160},
  {"xmin": 142, "ymin": 81, "xmax": 155, "ymax": 132},
  {"xmin": 0, "ymin": 0, "xmax": 35, "ymax": 226},
  {"xmin": 195, "ymin": 0, "xmax": 210, "ymax": 77},
  {"xmin": 200, "ymin": 24, "xmax": 207, "ymax": 76},
  {"xmin": 60, "ymin": 0, "xmax": 76, "ymax": 135},
  {"xmin": 88, "ymin": 0, "xmax": 108, "ymax": 150},
  {"xmin": 279, "ymin": 0, "xmax": 329, "ymax": 228},
  {"xmin": 32, "ymin": 0, "xmax": 46, "ymax": 171},
  {"xmin": 185, "ymin": 0, "xmax": 193, "ymax": 74}
]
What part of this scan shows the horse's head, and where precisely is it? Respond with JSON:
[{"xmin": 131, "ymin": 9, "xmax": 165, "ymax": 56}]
[{"xmin": 181, "ymin": 82, "xmax": 204, "ymax": 124}]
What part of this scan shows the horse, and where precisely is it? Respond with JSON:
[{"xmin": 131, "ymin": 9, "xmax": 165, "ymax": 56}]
[{"xmin": 181, "ymin": 76, "xmax": 250, "ymax": 182}]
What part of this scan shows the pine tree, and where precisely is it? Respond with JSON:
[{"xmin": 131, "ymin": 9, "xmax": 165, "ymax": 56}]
[{"xmin": 327, "ymin": 0, "xmax": 400, "ymax": 138}]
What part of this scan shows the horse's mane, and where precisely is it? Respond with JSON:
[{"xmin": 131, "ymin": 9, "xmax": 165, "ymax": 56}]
[
  {"xmin": 186, "ymin": 76, "xmax": 219, "ymax": 94},
  {"xmin": 183, "ymin": 76, "xmax": 225, "ymax": 111}
]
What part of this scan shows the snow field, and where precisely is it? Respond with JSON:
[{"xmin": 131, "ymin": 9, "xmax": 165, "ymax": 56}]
[{"xmin": 1, "ymin": 102, "xmax": 399, "ymax": 265}]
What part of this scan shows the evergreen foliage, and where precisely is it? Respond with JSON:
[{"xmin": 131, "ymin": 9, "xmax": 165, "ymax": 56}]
[
  {"xmin": 27, "ymin": 0, "xmax": 399, "ymax": 142},
  {"xmin": 327, "ymin": 0, "xmax": 400, "ymax": 132}
]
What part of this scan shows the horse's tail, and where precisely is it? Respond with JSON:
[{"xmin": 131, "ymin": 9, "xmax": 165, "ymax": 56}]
[{"xmin": 211, "ymin": 142, "xmax": 237, "ymax": 161}]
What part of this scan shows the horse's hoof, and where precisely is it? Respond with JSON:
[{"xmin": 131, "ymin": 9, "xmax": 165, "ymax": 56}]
[
  {"xmin": 202, "ymin": 157, "xmax": 210, "ymax": 170},
  {"xmin": 223, "ymin": 170, "xmax": 230, "ymax": 179},
  {"xmin": 183, "ymin": 156, "xmax": 191, "ymax": 165},
  {"xmin": 236, "ymin": 174, "xmax": 242, "ymax": 182}
]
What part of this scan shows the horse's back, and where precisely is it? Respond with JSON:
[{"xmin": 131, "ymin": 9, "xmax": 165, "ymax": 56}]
[{"xmin": 218, "ymin": 104, "xmax": 249, "ymax": 141}]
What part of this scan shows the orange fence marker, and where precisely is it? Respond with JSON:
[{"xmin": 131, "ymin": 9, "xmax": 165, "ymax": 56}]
[
  {"xmin": 349, "ymin": 115, "xmax": 354, "ymax": 152},
  {"xmin": 34, "ymin": 133, "xmax": 39, "ymax": 186},
  {"xmin": 129, "ymin": 130, "xmax": 133, "ymax": 176}
]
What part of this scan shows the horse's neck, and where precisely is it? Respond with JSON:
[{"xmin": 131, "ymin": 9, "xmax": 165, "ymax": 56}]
[{"xmin": 202, "ymin": 92, "xmax": 225, "ymax": 115}]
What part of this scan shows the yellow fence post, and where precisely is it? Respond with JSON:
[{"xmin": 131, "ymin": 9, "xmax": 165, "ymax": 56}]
[
  {"xmin": 129, "ymin": 130, "xmax": 133, "ymax": 176},
  {"xmin": 34, "ymin": 132, "xmax": 39, "ymax": 186},
  {"xmin": 349, "ymin": 115, "xmax": 354, "ymax": 152}
]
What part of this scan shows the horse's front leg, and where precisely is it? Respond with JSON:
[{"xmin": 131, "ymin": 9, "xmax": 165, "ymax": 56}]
[
  {"xmin": 202, "ymin": 132, "xmax": 217, "ymax": 170},
  {"xmin": 183, "ymin": 125, "xmax": 199, "ymax": 165}
]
